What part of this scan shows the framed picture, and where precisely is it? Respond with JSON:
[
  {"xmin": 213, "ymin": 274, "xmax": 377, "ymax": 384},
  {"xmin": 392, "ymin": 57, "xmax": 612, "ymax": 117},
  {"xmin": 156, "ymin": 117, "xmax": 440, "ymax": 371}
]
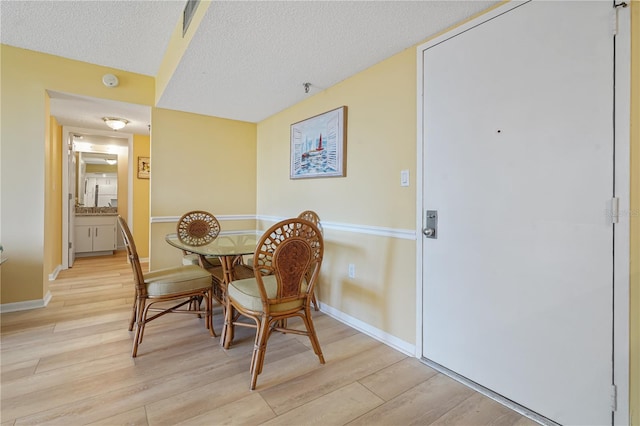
[
  {"xmin": 137, "ymin": 156, "xmax": 150, "ymax": 179},
  {"xmin": 290, "ymin": 106, "xmax": 347, "ymax": 179}
]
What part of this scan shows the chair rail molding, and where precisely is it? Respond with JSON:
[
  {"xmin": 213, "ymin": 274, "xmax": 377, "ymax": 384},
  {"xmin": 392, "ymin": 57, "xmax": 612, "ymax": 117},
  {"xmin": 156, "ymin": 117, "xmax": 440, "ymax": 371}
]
[
  {"xmin": 260, "ymin": 215, "xmax": 416, "ymax": 239},
  {"xmin": 151, "ymin": 214, "xmax": 255, "ymax": 223},
  {"xmin": 152, "ymin": 215, "xmax": 417, "ymax": 240}
]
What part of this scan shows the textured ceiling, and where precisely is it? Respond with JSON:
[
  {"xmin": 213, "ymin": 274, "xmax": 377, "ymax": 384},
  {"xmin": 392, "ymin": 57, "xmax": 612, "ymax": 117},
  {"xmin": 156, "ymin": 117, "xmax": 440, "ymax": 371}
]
[
  {"xmin": 158, "ymin": 1, "xmax": 497, "ymax": 122},
  {"xmin": 1, "ymin": 0, "xmax": 184, "ymax": 75},
  {"xmin": 1, "ymin": 1, "xmax": 497, "ymax": 133}
]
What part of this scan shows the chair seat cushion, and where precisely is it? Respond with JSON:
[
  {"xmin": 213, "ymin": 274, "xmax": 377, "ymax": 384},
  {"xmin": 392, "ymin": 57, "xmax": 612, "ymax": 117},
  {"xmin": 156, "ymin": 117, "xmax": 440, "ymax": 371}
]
[
  {"xmin": 144, "ymin": 265, "xmax": 212, "ymax": 296},
  {"xmin": 228, "ymin": 275, "xmax": 307, "ymax": 313},
  {"xmin": 181, "ymin": 253, "xmax": 200, "ymax": 265},
  {"xmin": 182, "ymin": 253, "xmax": 222, "ymax": 267}
]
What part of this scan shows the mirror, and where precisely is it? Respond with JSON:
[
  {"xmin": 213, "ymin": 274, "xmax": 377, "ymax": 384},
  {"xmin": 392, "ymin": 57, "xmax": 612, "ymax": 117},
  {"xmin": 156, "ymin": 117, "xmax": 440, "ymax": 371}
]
[{"xmin": 76, "ymin": 152, "xmax": 118, "ymax": 207}]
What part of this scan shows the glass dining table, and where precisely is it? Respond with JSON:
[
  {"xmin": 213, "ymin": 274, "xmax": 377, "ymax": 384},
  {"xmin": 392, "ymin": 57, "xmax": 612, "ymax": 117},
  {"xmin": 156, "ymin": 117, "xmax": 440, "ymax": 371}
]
[
  {"xmin": 165, "ymin": 231, "xmax": 262, "ymax": 284},
  {"xmin": 165, "ymin": 230, "xmax": 260, "ymax": 288},
  {"xmin": 166, "ymin": 231, "xmax": 261, "ymax": 344}
]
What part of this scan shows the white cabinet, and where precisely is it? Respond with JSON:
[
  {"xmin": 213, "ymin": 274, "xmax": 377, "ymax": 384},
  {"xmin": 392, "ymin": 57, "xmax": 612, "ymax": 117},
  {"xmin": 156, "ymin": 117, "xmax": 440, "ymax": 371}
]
[{"xmin": 74, "ymin": 215, "xmax": 116, "ymax": 256}]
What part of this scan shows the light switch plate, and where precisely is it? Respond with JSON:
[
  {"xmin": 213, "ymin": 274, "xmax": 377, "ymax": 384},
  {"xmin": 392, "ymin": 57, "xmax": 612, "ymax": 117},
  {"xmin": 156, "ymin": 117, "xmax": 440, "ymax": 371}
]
[{"xmin": 400, "ymin": 170, "xmax": 410, "ymax": 187}]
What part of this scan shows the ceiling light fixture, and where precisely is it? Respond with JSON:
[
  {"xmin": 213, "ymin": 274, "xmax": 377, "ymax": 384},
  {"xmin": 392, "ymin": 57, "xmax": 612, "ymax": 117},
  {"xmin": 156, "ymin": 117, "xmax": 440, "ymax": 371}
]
[
  {"xmin": 102, "ymin": 117, "xmax": 129, "ymax": 131},
  {"xmin": 105, "ymin": 159, "xmax": 117, "ymax": 165}
]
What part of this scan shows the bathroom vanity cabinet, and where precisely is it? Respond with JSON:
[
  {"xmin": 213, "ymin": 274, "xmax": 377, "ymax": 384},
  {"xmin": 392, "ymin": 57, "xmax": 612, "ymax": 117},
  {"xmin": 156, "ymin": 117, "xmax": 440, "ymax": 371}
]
[{"xmin": 74, "ymin": 215, "xmax": 117, "ymax": 256}]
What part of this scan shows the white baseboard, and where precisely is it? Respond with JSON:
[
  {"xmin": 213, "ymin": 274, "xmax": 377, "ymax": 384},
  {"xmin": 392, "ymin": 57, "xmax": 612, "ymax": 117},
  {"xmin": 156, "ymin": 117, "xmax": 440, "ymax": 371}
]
[
  {"xmin": 318, "ymin": 302, "xmax": 415, "ymax": 357},
  {"xmin": 49, "ymin": 264, "xmax": 63, "ymax": 281},
  {"xmin": 1, "ymin": 291, "xmax": 52, "ymax": 313}
]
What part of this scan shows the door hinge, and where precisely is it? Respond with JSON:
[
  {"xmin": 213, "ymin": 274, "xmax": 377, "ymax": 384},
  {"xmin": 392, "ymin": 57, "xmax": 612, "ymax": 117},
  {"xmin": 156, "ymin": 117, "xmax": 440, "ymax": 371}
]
[
  {"xmin": 610, "ymin": 197, "xmax": 620, "ymax": 224},
  {"xmin": 610, "ymin": 3, "xmax": 628, "ymax": 35},
  {"xmin": 611, "ymin": 384, "xmax": 617, "ymax": 411},
  {"xmin": 68, "ymin": 242, "xmax": 72, "ymax": 249}
]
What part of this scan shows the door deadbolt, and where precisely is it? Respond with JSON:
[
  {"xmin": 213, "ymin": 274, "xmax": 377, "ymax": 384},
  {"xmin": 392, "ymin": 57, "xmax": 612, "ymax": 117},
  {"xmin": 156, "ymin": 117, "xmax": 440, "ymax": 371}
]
[{"xmin": 423, "ymin": 210, "xmax": 438, "ymax": 239}]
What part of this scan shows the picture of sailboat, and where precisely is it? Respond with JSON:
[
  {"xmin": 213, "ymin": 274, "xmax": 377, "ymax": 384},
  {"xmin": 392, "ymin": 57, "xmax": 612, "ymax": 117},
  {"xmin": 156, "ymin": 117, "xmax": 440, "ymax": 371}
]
[
  {"xmin": 290, "ymin": 106, "xmax": 346, "ymax": 178},
  {"xmin": 307, "ymin": 133, "xmax": 324, "ymax": 156}
]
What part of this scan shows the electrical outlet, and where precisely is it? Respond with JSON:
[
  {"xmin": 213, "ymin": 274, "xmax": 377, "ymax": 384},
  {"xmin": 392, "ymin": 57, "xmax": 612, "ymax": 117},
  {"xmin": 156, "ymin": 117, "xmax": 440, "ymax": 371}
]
[{"xmin": 348, "ymin": 263, "xmax": 356, "ymax": 278}]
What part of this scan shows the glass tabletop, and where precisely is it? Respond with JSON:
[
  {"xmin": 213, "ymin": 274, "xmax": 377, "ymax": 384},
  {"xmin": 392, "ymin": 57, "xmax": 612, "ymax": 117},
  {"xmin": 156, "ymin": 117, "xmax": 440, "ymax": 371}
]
[{"xmin": 165, "ymin": 231, "xmax": 261, "ymax": 257}]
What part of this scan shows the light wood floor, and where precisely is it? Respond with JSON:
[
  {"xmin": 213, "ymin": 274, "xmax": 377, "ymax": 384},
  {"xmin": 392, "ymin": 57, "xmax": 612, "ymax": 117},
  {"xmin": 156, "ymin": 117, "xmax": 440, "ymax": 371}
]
[{"xmin": 1, "ymin": 252, "xmax": 538, "ymax": 425}]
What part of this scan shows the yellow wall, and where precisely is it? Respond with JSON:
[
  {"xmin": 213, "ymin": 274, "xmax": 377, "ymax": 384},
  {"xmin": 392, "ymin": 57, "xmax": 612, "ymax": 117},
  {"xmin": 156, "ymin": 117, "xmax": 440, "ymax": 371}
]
[
  {"xmin": 630, "ymin": 2, "xmax": 639, "ymax": 423},
  {"xmin": 133, "ymin": 134, "xmax": 150, "ymax": 259},
  {"xmin": 257, "ymin": 49, "xmax": 416, "ymax": 228},
  {"xmin": 0, "ymin": 44, "xmax": 154, "ymax": 304},
  {"xmin": 148, "ymin": 108, "xmax": 257, "ymax": 269},
  {"xmin": 256, "ymin": 48, "xmax": 418, "ymax": 343},
  {"xmin": 44, "ymin": 110, "xmax": 63, "ymax": 286}
]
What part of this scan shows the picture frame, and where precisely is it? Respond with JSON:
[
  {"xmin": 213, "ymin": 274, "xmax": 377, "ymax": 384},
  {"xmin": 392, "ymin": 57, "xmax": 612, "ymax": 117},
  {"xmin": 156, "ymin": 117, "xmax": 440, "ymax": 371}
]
[
  {"xmin": 137, "ymin": 156, "xmax": 150, "ymax": 179},
  {"xmin": 290, "ymin": 106, "xmax": 347, "ymax": 179}
]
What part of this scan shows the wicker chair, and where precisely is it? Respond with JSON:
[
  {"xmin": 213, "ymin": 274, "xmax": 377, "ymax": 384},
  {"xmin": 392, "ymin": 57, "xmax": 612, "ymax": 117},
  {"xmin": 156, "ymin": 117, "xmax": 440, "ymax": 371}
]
[
  {"xmin": 223, "ymin": 218, "xmax": 325, "ymax": 390},
  {"xmin": 177, "ymin": 210, "xmax": 223, "ymax": 271},
  {"xmin": 118, "ymin": 216, "xmax": 215, "ymax": 357},
  {"xmin": 176, "ymin": 211, "xmax": 253, "ymax": 306},
  {"xmin": 297, "ymin": 210, "xmax": 322, "ymax": 311},
  {"xmin": 297, "ymin": 210, "xmax": 323, "ymax": 233}
]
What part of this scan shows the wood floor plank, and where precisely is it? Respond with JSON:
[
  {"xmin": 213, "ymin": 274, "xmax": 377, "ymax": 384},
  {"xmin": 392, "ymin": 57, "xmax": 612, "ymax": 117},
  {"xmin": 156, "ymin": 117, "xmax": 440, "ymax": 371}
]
[
  {"xmin": 288, "ymin": 313, "xmax": 359, "ymax": 348},
  {"xmin": 2, "ymin": 353, "xmax": 134, "ymax": 400},
  {"xmin": 145, "ymin": 351, "xmax": 320, "ymax": 425},
  {"xmin": 260, "ymin": 336, "xmax": 406, "ymax": 415},
  {"xmin": 347, "ymin": 373, "xmax": 476, "ymax": 426},
  {"xmin": 86, "ymin": 407, "xmax": 149, "ymax": 426},
  {"xmin": 3, "ymin": 334, "xmax": 224, "ymax": 420},
  {"xmin": 174, "ymin": 392, "xmax": 276, "ymax": 426},
  {"xmin": 0, "ymin": 359, "xmax": 39, "ymax": 382},
  {"xmin": 0, "ymin": 325, "xmax": 56, "ymax": 350},
  {"xmin": 359, "ymin": 356, "xmax": 438, "ymax": 401},
  {"xmin": 10, "ymin": 350, "xmax": 241, "ymax": 425},
  {"xmin": 261, "ymin": 382, "xmax": 384, "ymax": 426},
  {"xmin": 1, "ymin": 328, "xmax": 131, "ymax": 365},
  {"xmin": 430, "ymin": 393, "xmax": 538, "ymax": 426}
]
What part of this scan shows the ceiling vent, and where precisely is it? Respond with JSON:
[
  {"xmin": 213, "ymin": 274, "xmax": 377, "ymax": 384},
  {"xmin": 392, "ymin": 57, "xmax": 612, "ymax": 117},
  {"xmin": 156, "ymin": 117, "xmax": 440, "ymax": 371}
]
[{"xmin": 183, "ymin": 0, "xmax": 200, "ymax": 36}]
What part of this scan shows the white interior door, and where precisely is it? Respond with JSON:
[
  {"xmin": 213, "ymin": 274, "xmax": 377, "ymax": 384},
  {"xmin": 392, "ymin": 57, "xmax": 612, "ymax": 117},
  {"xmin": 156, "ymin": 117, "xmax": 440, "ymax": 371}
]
[
  {"xmin": 421, "ymin": 2, "xmax": 613, "ymax": 424},
  {"xmin": 68, "ymin": 137, "xmax": 76, "ymax": 267}
]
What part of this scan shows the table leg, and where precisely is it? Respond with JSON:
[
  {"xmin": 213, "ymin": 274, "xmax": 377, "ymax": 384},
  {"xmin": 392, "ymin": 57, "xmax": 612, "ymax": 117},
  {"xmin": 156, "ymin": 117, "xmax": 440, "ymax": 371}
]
[
  {"xmin": 218, "ymin": 255, "xmax": 235, "ymax": 346},
  {"xmin": 217, "ymin": 255, "xmax": 253, "ymax": 347}
]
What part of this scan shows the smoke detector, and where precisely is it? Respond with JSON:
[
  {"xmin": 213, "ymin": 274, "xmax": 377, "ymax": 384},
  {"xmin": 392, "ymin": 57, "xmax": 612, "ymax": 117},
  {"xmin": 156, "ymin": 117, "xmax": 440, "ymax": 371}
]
[{"xmin": 102, "ymin": 74, "xmax": 119, "ymax": 88}]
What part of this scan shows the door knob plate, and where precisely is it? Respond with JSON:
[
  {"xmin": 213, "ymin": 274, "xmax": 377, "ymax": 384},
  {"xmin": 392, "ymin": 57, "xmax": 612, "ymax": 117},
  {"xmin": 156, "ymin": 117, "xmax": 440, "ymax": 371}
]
[{"xmin": 424, "ymin": 210, "xmax": 438, "ymax": 239}]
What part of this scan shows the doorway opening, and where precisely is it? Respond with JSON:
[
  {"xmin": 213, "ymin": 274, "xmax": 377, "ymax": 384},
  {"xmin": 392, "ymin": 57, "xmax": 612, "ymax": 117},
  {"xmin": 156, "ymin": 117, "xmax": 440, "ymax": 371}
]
[
  {"xmin": 62, "ymin": 127, "xmax": 132, "ymax": 269},
  {"xmin": 48, "ymin": 90, "xmax": 150, "ymax": 270}
]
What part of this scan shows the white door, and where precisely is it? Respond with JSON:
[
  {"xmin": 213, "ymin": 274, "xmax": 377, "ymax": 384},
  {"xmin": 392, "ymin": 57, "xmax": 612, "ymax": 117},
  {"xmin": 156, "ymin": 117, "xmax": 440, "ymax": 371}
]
[
  {"xmin": 421, "ymin": 2, "xmax": 613, "ymax": 424},
  {"xmin": 68, "ymin": 138, "xmax": 76, "ymax": 266}
]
